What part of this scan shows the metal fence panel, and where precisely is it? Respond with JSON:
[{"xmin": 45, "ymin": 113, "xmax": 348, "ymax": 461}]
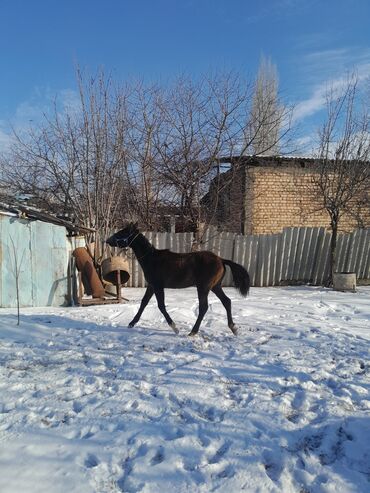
[
  {"xmin": 281, "ymin": 228, "xmax": 300, "ymax": 282},
  {"xmin": 336, "ymin": 234, "xmax": 350, "ymax": 273},
  {"xmin": 346, "ymin": 230, "xmax": 360, "ymax": 274},
  {"xmin": 296, "ymin": 228, "xmax": 314, "ymax": 282},
  {"xmin": 255, "ymin": 235, "xmax": 266, "ymax": 287},
  {"xmin": 353, "ymin": 229, "xmax": 368, "ymax": 278},
  {"xmin": 362, "ymin": 231, "xmax": 370, "ymax": 279},
  {"xmin": 356, "ymin": 229, "xmax": 370, "ymax": 279}
]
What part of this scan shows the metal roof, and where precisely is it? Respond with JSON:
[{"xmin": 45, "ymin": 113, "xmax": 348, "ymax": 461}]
[{"xmin": 0, "ymin": 201, "xmax": 95, "ymax": 235}]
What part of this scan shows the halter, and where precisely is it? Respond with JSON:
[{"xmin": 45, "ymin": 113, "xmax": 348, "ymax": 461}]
[
  {"xmin": 118, "ymin": 231, "xmax": 154, "ymax": 261},
  {"xmin": 125, "ymin": 231, "xmax": 141, "ymax": 248}
]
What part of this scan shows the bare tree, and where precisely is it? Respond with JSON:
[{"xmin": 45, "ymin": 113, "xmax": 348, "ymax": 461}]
[
  {"xmin": 8, "ymin": 235, "xmax": 25, "ymax": 325},
  {"xmin": 313, "ymin": 75, "xmax": 370, "ymax": 284},
  {"xmin": 3, "ymin": 68, "xmax": 132, "ymax": 259},
  {"xmin": 2, "ymin": 66, "xmax": 294, "ymax": 251},
  {"xmin": 124, "ymin": 81, "xmax": 166, "ymax": 229},
  {"xmin": 154, "ymin": 70, "xmax": 293, "ymax": 245},
  {"xmin": 152, "ymin": 73, "xmax": 253, "ymax": 244},
  {"xmin": 2, "ymin": 71, "xmax": 171, "ymax": 240}
]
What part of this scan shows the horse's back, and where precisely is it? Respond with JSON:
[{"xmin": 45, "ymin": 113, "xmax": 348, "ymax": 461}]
[{"xmin": 153, "ymin": 249, "xmax": 224, "ymax": 289}]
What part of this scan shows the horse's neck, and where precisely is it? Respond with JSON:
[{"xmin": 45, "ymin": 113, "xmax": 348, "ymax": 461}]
[{"xmin": 131, "ymin": 234, "xmax": 155, "ymax": 267}]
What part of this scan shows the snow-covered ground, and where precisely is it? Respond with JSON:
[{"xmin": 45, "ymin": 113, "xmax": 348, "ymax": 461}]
[{"xmin": 0, "ymin": 286, "xmax": 369, "ymax": 493}]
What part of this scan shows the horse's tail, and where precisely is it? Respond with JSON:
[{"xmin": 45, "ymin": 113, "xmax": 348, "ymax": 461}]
[{"xmin": 222, "ymin": 259, "xmax": 250, "ymax": 297}]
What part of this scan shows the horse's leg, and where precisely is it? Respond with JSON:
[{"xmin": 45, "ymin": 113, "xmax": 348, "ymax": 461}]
[
  {"xmin": 189, "ymin": 287, "xmax": 209, "ymax": 336},
  {"xmin": 211, "ymin": 284, "xmax": 237, "ymax": 335},
  {"xmin": 128, "ymin": 285, "xmax": 154, "ymax": 327},
  {"xmin": 154, "ymin": 287, "xmax": 179, "ymax": 334}
]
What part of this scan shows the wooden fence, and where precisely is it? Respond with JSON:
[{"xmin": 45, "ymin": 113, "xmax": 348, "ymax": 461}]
[{"xmin": 112, "ymin": 227, "xmax": 370, "ymax": 287}]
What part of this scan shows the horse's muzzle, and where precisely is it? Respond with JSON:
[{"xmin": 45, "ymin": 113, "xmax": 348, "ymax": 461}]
[
  {"xmin": 106, "ymin": 235, "xmax": 128, "ymax": 248},
  {"xmin": 106, "ymin": 236, "xmax": 117, "ymax": 247}
]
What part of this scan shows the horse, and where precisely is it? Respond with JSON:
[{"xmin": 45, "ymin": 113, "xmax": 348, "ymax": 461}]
[{"xmin": 106, "ymin": 222, "xmax": 250, "ymax": 336}]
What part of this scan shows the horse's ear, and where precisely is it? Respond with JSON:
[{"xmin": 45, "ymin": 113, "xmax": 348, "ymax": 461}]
[{"xmin": 133, "ymin": 221, "xmax": 139, "ymax": 230}]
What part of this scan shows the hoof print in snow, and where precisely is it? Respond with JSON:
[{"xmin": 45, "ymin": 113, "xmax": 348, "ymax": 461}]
[
  {"xmin": 151, "ymin": 446, "xmax": 165, "ymax": 466},
  {"xmin": 164, "ymin": 426, "xmax": 185, "ymax": 441},
  {"xmin": 286, "ymin": 412, "xmax": 300, "ymax": 423},
  {"xmin": 263, "ymin": 450, "xmax": 282, "ymax": 482},
  {"xmin": 302, "ymin": 433, "xmax": 323, "ymax": 452},
  {"xmin": 1, "ymin": 286, "xmax": 369, "ymax": 492},
  {"xmin": 208, "ymin": 440, "xmax": 231, "ymax": 464},
  {"xmin": 84, "ymin": 453, "xmax": 99, "ymax": 468},
  {"xmin": 73, "ymin": 401, "xmax": 83, "ymax": 414},
  {"xmin": 217, "ymin": 464, "xmax": 235, "ymax": 479}
]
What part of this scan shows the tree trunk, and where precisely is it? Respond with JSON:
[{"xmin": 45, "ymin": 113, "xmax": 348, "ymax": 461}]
[{"xmin": 328, "ymin": 220, "xmax": 338, "ymax": 287}]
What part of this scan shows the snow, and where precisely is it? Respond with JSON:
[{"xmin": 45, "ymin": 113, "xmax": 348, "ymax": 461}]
[{"xmin": 0, "ymin": 286, "xmax": 369, "ymax": 493}]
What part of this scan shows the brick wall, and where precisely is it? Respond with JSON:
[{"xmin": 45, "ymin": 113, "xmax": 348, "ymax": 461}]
[{"xmin": 243, "ymin": 166, "xmax": 370, "ymax": 234}]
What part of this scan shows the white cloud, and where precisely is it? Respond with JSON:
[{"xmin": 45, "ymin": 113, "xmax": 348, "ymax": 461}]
[
  {"xmin": 298, "ymin": 45, "xmax": 370, "ymax": 81},
  {"xmin": 293, "ymin": 77, "xmax": 344, "ymax": 121},
  {"xmin": 244, "ymin": 0, "xmax": 318, "ymax": 25},
  {"xmin": 0, "ymin": 88, "xmax": 80, "ymax": 149},
  {"xmin": 57, "ymin": 89, "xmax": 81, "ymax": 114},
  {"xmin": 0, "ymin": 124, "xmax": 14, "ymax": 152},
  {"xmin": 293, "ymin": 58, "xmax": 370, "ymax": 122}
]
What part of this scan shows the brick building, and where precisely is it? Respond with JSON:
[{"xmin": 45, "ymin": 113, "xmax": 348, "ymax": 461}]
[{"xmin": 205, "ymin": 156, "xmax": 370, "ymax": 234}]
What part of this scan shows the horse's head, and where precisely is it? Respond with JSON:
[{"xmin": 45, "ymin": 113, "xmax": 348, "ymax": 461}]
[{"xmin": 106, "ymin": 222, "xmax": 139, "ymax": 248}]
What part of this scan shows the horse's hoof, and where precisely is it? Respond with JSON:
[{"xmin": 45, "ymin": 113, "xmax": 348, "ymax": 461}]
[
  {"xmin": 128, "ymin": 322, "xmax": 135, "ymax": 328},
  {"xmin": 229, "ymin": 324, "xmax": 238, "ymax": 335},
  {"xmin": 188, "ymin": 331, "xmax": 197, "ymax": 337},
  {"xmin": 170, "ymin": 322, "xmax": 179, "ymax": 335}
]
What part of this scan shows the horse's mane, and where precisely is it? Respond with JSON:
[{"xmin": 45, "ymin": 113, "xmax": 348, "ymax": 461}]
[{"xmin": 137, "ymin": 232, "xmax": 156, "ymax": 251}]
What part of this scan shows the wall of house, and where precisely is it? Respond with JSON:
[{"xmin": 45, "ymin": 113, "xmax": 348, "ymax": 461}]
[
  {"xmin": 243, "ymin": 166, "xmax": 370, "ymax": 234},
  {"xmin": 0, "ymin": 214, "xmax": 77, "ymax": 308}
]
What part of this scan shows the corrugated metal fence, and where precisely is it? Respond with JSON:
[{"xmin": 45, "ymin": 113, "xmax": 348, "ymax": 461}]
[{"xmin": 114, "ymin": 227, "xmax": 370, "ymax": 287}]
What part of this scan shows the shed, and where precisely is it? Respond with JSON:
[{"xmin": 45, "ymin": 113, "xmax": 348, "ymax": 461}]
[{"xmin": 0, "ymin": 202, "xmax": 90, "ymax": 308}]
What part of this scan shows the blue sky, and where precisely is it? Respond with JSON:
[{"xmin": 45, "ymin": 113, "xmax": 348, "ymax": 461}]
[{"xmin": 1, "ymin": 0, "xmax": 370, "ymax": 150}]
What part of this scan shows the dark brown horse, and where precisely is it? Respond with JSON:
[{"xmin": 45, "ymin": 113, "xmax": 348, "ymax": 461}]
[{"xmin": 106, "ymin": 223, "xmax": 250, "ymax": 336}]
